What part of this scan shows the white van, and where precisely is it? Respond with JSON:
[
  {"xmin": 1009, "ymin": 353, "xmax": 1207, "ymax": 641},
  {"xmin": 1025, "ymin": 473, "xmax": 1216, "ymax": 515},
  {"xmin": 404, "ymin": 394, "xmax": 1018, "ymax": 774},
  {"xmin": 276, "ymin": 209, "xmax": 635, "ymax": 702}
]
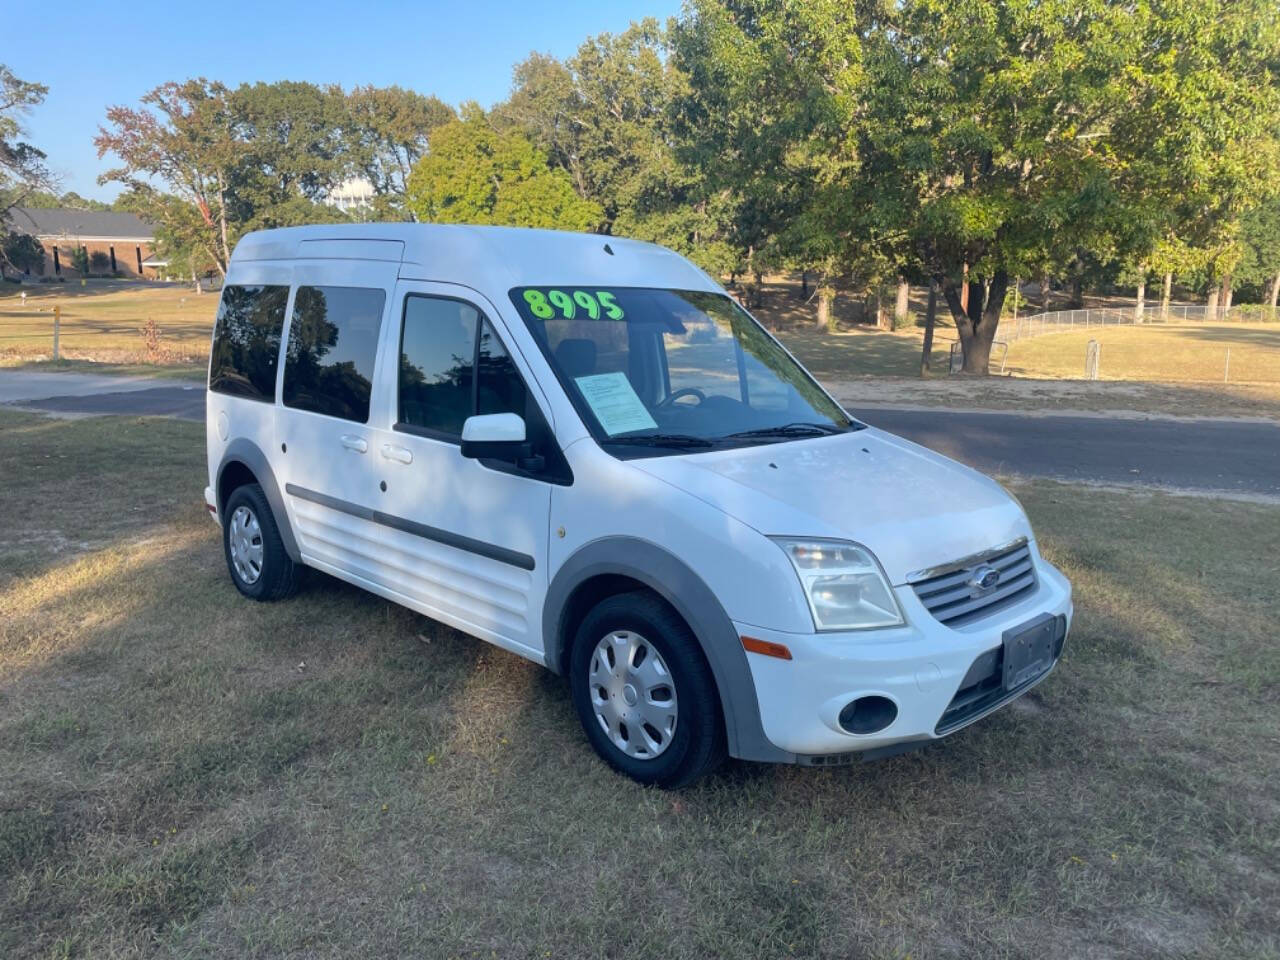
[{"xmin": 204, "ymin": 224, "xmax": 1072, "ymax": 786}]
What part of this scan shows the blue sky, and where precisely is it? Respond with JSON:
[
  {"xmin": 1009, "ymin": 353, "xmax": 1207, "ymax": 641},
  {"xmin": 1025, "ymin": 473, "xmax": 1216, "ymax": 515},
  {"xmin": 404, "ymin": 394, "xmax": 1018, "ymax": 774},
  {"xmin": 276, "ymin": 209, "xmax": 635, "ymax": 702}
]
[{"xmin": 7, "ymin": 0, "xmax": 682, "ymax": 202}]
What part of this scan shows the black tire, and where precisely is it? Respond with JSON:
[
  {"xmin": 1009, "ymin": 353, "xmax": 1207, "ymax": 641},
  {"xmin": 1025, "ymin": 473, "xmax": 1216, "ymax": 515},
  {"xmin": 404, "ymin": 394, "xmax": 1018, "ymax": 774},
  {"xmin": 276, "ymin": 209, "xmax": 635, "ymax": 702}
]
[
  {"xmin": 569, "ymin": 591, "xmax": 725, "ymax": 788},
  {"xmin": 222, "ymin": 483, "xmax": 301, "ymax": 601}
]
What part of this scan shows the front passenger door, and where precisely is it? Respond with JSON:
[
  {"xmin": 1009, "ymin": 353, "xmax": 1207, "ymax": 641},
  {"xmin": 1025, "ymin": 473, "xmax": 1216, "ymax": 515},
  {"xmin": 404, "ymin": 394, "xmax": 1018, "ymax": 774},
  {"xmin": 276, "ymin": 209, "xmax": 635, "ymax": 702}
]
[{"xmin": 369, "ymin": 284, "xmax": 557, "ymax": 662}]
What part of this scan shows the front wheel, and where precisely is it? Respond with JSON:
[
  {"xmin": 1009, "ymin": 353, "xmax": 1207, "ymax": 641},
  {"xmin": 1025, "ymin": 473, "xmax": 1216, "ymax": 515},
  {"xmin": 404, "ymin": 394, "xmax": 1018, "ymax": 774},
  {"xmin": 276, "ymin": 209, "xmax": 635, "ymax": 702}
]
[
  {"xmin": 569, "ymin": 591, "xmax": 725, "ymax": 787},
  {"xmin": 222, "ymin": 483, "xmax": 301, "ymax": 601}
]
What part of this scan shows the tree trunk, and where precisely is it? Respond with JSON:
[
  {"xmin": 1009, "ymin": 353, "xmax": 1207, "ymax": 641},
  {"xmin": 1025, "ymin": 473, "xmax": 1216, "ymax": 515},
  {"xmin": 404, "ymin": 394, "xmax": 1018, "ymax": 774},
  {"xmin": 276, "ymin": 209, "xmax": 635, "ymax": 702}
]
[
  {"xmin": 1070, "ymin": 274, "xmax": 1084, "ymax": 309},
  {"xmin": 1205, "ymin": 285, "xmax": 1219, "ymax": 317},
  {"xmin": 1221, "ymin": 274, "xmax": 1233, "ymax": 312},
  {"xmin": 1040, "ymin": 273, "xmax": 1051, "ymax": 309},
  {"xmin": 960, "ymin": 263, "xmax": 970, "ymax": 312},
  {"xmin": 894, "ymin": 276, "xmax": 910, "ymax": 329},
  {"xmin": 817, "ymin": 288, "xmax": 832, "ymax": 330},
  {"xmin": 942, "ymin": 269, "xmax": 1009, "ymax": 375},
  {"xmin": 1134, "ymin": 277, "xmax": 1145, "ymax": 322},
  {"xmin": 800, "ymin": 270, "xmax": 808, "ymax": 300},
  {"xmin": 753, "ymin": 270, "xmax": 764, "ymax": 308},
  {"xmin": 215, "ymin": 171, "xmax": 231, "ymax": 277},
  {"xmin": 193, "ymin": 270, "xmax": 203, "ymax": 295},
  {"xmin": 920, "ymin": 281, "xmax": 938, "ymax": 376},
  {"xmin": 1269, "ymin": 269, "xmax": 1280, "ymax": 315},
  {"xmin": 1161, "ymin": 271, "xmax": 1173, "ymax": 317}
]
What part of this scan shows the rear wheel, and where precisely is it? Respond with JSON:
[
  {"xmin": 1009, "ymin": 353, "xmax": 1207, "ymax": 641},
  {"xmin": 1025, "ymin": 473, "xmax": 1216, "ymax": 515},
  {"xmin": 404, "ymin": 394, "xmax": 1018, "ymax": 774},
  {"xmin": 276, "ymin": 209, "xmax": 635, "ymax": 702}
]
[
  {"xmin": 222, "ymin": 484, "xmax": 300, "ymax": 601},
  {"xmin": 569, "ymin": 591, "xmax": 725, "ymax": 787}
]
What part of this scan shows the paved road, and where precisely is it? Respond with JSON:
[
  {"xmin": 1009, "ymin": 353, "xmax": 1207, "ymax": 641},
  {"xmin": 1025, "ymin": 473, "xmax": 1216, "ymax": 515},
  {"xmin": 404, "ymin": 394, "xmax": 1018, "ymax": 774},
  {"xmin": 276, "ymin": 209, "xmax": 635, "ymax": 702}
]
[
  {"xmin": 2, "ymin": 372, "xmax": 206, "ymax": 421},
  {"xmin": 3, "ymin": 373, "xmax": 1277, "ymax": 495},
  {"xmin": 847, "ymin": 407, "xmax": 1280, "ymax": 496}
]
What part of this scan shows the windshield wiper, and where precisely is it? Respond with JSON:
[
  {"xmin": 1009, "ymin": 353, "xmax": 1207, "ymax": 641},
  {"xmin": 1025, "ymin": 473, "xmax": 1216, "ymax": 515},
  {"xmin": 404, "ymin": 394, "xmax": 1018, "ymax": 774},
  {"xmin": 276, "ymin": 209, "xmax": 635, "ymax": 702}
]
[
  {"xmin": 726, "ymin": 422, "xmax": 848, "ymax": 440},
  {"xmin": 602, "ymin": 433, "xmax": 715, "ymax": 448}
]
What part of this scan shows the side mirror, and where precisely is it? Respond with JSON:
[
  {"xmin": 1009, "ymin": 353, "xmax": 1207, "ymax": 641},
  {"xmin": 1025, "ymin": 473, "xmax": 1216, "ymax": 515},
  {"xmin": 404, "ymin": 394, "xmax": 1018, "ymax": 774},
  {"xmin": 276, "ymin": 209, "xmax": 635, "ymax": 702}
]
[{"xmin": 460, "ymin": 413, "xmax": 527, "ymax": 462}]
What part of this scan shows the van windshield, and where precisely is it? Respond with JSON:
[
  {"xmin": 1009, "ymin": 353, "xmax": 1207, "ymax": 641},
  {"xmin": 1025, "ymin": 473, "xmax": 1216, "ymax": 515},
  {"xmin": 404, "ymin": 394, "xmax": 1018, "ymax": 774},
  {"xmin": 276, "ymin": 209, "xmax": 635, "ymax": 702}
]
[{"xmin": 509, "ymin": 287, "xmax": 858, "ymax": 454}]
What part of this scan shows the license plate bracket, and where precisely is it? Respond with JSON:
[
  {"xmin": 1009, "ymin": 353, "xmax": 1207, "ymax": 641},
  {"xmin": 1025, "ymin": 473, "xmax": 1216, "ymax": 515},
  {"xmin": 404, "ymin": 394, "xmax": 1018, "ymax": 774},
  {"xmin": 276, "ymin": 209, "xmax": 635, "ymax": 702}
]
[{"xmin": 1002, "ymin": 614, "xmax": 1057, "ymax": 691}]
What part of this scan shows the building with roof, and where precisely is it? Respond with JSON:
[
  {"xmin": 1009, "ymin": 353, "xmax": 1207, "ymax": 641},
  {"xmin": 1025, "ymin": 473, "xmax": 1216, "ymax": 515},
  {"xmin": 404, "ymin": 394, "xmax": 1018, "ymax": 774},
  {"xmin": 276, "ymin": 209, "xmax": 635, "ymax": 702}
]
[{"xmin": 4, "ymin": 207, "xmax": 159, "ymax": 279}]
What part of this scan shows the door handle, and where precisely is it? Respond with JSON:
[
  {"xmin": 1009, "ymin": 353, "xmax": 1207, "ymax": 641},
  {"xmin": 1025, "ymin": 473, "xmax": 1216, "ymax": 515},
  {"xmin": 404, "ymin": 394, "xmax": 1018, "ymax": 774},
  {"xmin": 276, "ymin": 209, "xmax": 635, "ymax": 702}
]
[
  {"xmin": 380, "ymin": 443, "xmax": 413, "ymax": 464},
  {"xmin": 340, "ymin": 434, "xmax": 368, "ymax": 454}
]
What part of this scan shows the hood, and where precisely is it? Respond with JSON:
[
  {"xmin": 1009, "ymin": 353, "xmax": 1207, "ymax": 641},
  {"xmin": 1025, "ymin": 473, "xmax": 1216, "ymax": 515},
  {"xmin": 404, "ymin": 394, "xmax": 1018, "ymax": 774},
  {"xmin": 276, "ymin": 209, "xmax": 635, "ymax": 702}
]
[{"xmin": 631, "ymin": 428, "xmax": 1030, "ymax": 584}]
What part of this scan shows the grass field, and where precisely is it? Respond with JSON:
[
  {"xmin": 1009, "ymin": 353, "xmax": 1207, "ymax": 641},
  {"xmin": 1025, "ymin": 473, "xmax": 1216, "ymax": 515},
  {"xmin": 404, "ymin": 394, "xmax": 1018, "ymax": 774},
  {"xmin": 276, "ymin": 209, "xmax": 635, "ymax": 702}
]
[
  {"xmin": 1, "ymin": 409, "xmax": 1277, "ymax": 958},
  {"xmin": 0, "ymin": 283, "xmax": 214, "ymax": 367},
  {"xmin": 1004, "ymin": 324, "xmax": 1280, "ymax": 384}
]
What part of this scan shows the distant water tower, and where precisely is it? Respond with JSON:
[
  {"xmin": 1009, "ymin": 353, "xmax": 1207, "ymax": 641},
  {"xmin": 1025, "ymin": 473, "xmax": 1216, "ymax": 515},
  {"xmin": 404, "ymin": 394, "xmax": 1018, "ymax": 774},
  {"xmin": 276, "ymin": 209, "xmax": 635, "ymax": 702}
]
[{"xmin": 326, "ymin": 178, "xmax": 376, "ymax": 215}]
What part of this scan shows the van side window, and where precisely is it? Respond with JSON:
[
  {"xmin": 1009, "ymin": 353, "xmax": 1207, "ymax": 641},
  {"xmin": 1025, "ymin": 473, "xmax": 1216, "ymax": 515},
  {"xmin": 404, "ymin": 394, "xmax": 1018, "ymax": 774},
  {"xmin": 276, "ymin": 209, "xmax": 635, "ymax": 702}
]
[
  {"xmin": 398, "ymin": 295, "xmax": 480, "ymax": 436},
  {"xmin": 208, "ymin": 284, "xmax": 289, "ymax": 402},
  {"xmin": 282, "ymin": 285, "xmax": 386, "ymax": 423}
]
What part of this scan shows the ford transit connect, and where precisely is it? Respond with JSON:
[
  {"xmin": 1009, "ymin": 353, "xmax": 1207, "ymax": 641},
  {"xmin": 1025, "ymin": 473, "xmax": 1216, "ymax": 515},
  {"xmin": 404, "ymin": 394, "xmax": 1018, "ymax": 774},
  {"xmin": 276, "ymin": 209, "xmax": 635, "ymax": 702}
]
[{"xmin": 205, "ymin": 224, "xmax": 1072, "ymax": 787}]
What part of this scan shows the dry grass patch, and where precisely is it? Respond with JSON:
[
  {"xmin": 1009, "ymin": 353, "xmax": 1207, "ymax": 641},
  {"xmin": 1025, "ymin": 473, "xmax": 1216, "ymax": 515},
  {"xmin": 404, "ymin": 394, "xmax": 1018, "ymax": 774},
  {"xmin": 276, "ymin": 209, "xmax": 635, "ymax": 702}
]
[
  {"xmin": 0, "ymin": 411, "xmax": 1277, "ymax": 959},
  {"xmin": 0, "ymin": 284, "xmax": 215, "ymax": 369},
  {"xmin": 1004, "ymin": 323, "xmax": 1280, "ymax": 384}
]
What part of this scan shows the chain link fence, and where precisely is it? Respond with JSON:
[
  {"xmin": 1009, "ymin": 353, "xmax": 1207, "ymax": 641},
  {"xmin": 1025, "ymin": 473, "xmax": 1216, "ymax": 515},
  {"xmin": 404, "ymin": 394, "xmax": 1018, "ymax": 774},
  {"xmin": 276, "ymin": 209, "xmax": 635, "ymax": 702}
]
[{"xmin": 997, "ymin": 304, "xmax": 1280, "ymax": 343}]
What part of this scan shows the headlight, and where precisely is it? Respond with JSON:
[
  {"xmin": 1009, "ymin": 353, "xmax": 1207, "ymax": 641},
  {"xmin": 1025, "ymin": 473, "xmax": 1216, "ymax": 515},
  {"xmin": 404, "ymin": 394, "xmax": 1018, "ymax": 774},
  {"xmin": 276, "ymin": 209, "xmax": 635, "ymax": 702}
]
[{"xmin": 771, "ymin": 538, "xmax": 904, "ymax": 631}]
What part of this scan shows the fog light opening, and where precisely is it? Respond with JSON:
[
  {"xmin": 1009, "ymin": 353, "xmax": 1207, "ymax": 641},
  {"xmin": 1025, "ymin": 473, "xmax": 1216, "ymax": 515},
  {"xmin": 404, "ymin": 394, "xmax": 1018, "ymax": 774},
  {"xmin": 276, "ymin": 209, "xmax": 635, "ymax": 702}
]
[{"xmin": 839, "ymin": 695, "xmax": 898, "ymax": 735}]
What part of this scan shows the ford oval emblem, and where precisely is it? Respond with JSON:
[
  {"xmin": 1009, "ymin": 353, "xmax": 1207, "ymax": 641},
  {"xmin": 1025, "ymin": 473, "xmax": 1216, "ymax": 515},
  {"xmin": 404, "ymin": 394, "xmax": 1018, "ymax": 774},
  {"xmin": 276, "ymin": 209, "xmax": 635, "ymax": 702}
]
[{"xmin": 966, "ymin": 564, "xmax": 1001, "ymax": 595}]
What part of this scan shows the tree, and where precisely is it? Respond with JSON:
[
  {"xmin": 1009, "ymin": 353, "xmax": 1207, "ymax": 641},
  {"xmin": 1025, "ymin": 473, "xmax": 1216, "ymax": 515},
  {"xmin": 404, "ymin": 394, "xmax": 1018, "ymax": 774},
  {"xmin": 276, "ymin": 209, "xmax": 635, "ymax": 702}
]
[
  {"xmin": 20, "ymin": 189, "xmax": 112, "ymax": 211},
  {"xmin": 1, "ymin": 64, "xmax": 54, "ymax": 274},
  {"xmin": 96, "ymin": 79, "xmax": 243, "ymax": 276},
  {"xmin": 1235, "ymin": 200, "xmax": 1280, "ymax": 310},
  {"xmin": 1, "ymin": 230, "xmax": 43, "ymax": 274},
  {"xmin": 499, "ymin": 21, "xmax": 739, "ymax": 276},
  {"xmin": 229, "ymin": 81, "xmax": 350, "ymax": 230},
  {"xmin": 673, "ymin": 2, "xmax": 874, "ymax": 316},
  {"xmin": 0, "ymin": 65, "xmax": 52, "ymax": 217},
  {"xmin": 405, "ymin": 109, "xmax": 602, "ymax": 230},
  {"xmin": 860, "ymin": 0, "xmax": 1279, "ymax": 372},
  {"xmin": 345, "ymin": 85, "xmax": 455, "ymax": 219},
  {"xmin": 115, "ymin": 184, "xmax": 221, "ymax": 284},
  {"xmin": 69, "ymin": 245, "xmax": 89, "ymax": 274}
]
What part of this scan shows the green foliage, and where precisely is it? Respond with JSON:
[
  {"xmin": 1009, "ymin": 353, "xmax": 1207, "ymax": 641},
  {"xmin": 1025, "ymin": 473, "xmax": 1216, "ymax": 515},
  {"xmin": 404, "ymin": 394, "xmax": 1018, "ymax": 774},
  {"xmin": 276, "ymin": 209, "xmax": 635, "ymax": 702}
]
[
  {"xmin": 0, "ymin": 64, "xmax": 52, "ymax": 217},
  {"xmin": 498, "ymin": 20, "xmax": 739, "ymax": 274},
  {"xmin": 19, "ymin": 189, "xmax": 113, "ymax": 211},
  {"xmin": 1, "ymin": 230, "xmax": 44, "ymax": 273},
  {"xmin": 85, "ymin": 4, "xmax": 1280, "ymax": 362},
  {"xmin": 673, "ymin": 0, "xmax": 1280, "ymax": 369},
  {"xmin": 1237, "ymin": 200, "xmax": 1280, "ymax": 289},
  {"xmin": 405, "ymin": 110, "xmax": 602, "ymax": 231},
  {"xmin": 88, "ymin": 250, "xmax": 111, "ymax": 273},
  {"xmin": 345, "ymin": 85, "xmax": 455, "ymax": 219},
  {"xmin": 69, "ymin": 246, "xmax": 89, "ymax": 274}
]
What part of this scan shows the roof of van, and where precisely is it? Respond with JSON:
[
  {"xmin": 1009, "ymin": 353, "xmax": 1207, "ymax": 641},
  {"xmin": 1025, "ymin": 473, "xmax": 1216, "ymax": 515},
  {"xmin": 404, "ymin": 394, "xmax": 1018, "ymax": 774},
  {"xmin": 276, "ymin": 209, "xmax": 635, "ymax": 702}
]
[{"xmin": 229, "ymin": 223, "xmax": 719, "ymax": 294}]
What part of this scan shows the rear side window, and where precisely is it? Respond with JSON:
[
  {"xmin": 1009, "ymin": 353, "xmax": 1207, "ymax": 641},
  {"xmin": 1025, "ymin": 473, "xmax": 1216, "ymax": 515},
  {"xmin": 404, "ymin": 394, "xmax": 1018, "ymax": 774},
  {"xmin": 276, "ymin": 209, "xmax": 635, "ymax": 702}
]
[
  {"xmin": 282, "ymin": 285, "xmax": 386, "ymax": 423},
  {"xmin": 208, "ymin": 285, "xmax": 289, "ymax": 402}
]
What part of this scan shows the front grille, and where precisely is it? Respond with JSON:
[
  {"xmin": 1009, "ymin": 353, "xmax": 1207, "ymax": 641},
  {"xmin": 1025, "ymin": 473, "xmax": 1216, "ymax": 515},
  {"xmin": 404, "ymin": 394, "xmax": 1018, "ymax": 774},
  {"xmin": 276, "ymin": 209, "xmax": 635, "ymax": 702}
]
[{"xmin": 910, "ymin": 540, "xmax": 1037, "ymax": 627}]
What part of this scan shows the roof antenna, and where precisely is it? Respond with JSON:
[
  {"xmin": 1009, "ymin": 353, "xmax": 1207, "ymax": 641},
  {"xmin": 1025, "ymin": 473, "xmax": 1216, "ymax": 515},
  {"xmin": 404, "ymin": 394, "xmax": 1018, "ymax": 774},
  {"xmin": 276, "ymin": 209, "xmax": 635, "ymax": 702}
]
[{"xmin": 603, "ymin": 242, "xmax": 614, "ymax": 256}]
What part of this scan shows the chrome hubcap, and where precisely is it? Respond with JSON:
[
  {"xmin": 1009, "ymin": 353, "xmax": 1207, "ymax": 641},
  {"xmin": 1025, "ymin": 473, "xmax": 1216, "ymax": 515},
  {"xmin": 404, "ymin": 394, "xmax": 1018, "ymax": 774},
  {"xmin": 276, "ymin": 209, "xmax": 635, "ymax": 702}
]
[
  {"xmin": 228, "ymin": 505, "xmax": 264, "ymax": 585},
  {"xmin": 589, "ymin": 631, "xmax": 678, "ymax": 760}
]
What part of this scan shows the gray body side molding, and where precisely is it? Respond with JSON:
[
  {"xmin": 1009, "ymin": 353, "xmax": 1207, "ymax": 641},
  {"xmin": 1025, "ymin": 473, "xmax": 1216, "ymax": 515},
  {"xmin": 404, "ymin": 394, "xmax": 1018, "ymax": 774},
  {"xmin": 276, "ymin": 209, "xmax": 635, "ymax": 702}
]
[
  {"xmin": 543, "ymin": 537, "xmax": 795, "ymax": 764},
  {"xmin": 216, "ymin": 438, "xmax": 302, "ymax": 562}
]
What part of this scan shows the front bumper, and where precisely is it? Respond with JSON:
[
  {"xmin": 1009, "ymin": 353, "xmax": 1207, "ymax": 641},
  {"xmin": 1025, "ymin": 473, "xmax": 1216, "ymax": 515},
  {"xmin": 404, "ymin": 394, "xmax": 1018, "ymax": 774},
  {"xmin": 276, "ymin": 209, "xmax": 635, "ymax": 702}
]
[{"xmin": 738, "ymin": 552, "xmax": 1073, "ymax": 760}]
